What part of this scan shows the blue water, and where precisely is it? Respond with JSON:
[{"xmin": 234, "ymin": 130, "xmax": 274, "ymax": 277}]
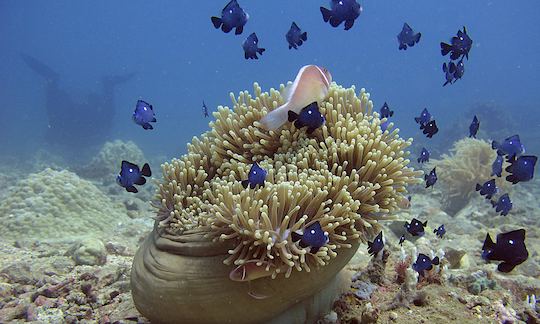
[{"xmin": 1, "ymin": 0, "xmax": 539, "ymax": 160}]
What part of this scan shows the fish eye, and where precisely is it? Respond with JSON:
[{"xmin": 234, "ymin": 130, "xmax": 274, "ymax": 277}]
[
  {"xmin": 310, "ymin": 229, "xmax": 316, "ymax": 235},
  {"xmin": 308, "ymin": 110, "xmax": 312, "ymax": 114},
  {"xmin": 229, "ymin": 9, "xmax": 233, "ymax": 14},
  {"xmin": 509, "ymin": 239, "xmax": 514, "ymax": 244},
  {"xmin": 338, "ymin": 0, "xmax": 343, "ymax": 5},
  {"xmin": 129, "ymin": 168, "xmax": 133, "ymax": 173}
]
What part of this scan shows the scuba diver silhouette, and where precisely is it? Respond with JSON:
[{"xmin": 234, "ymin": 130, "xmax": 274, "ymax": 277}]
[{"xmin": 21, "ymin": 53, "xmax": 133, "ymax": 155}]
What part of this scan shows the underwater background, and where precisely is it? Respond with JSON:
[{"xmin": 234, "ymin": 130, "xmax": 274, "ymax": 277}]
[{"xmin": 1, "ymin": 0, "xmax": 539, "ymax": 323}]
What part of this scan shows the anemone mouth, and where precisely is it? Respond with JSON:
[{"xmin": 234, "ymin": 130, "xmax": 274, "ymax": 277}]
[{"xmin": 153, "ymin": 82, "xmax": 421, "ymax": 278}]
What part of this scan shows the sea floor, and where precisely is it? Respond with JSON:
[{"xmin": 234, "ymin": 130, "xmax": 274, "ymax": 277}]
[{"xmin": 0, "ymin": 150, "xmax": 538, "ymax": 323}]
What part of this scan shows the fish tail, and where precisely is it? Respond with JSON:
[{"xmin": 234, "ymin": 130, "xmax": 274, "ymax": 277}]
[
  {"xmin": 399, "ymin": 43, "xmax": 407, "ymax": 50},
  {"xmin": 440, "ymin": 42, "xmax": 452, "ymax": 56},
  {"xmin": 491, "ymin": 140, "xmax": 499, "ymax": 150},
  {"xmin": 241, "ymin": 180, "xmax": 249, "ymax": 189},
  {"xmin": 141, "ymin": 163, "xmax": 152, "ymax": 177},
  {"xmin": 211, "ymin": 16, "xmax": 222, "ymax": 29},
  {"xmin": 320, "ymin": 7, "xmax": 332, "ymax": 22},
  {"xmin": 415, "ymin": 33, "xmax": 421, "ymax": 44},
  {"xmin": 432, "ymin": 256, "xmax": 439, "ymax": 265},
  {"xmin": 257, "ymin": 48, "xmax": 265, "ymax": 55},
  {"xmin": 260, "ymin": 103, "xmax": 290, "ymax": 130},
  {"xmin": 475, "ymin": 184, "xmax": 481, "ymax": 191},
  {"xmin": 301, "ymin": 32, "xmax": 307, "ymax": 41}
]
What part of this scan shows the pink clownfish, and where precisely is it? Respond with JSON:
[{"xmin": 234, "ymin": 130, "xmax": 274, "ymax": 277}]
[{"xmin": 259, "ymin": 65, "xmax": 332, "ymax": 131}]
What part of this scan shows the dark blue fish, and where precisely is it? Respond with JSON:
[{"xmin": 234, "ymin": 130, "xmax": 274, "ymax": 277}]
[
  {"xmin": 491, "ymin": 193, "xmax": 512, "ymax": 216},
  {"xmin": 398, "ymin": 235, "xmax": 405, "ymax": 246},
  {"xmin": 320, "ymin": 0, "xmax": 362, "ymax": 31},
  {"xmin": 482, "ymin": 229, "xmax": 528, "ymax": 273},
  {"xmin": 420, "ymin": 120, "xmax": 438, "ymax": 138},
  {"xmin": 380, "ymin": 102, "xmax": 394, "ymax": 118},
  {"xmin": 380, "ymin": 120, "xmax": 390, "ymax": 132},
  {"xmin": 475, "ymin": 179, "xmax": 498, "ymax": 199},
  {"xmin": 116, "ymin": 160, "xmax": 151, "ymax": 193},
  {"xmin": 412, "ymin": 253, "xmax": 440, "ymax": 276},
  {"xmin": 453, "ymin": 59, "xmax": 465, "ymax": 81},
  {"xmin": 433, "ymin": 224, "xmax": 446, "ymax": 239},
  {"xmin": 241, "ymin": 162, "xmax": 267, "ymax": 189},
  {"xmin": 288, "ymin": 102, "xmax": 325, "ymax": 134},
  {"xmin": 469, "ymin": 115, "xmax": 479, "ymax": 138},
  {"xmin": 286, "ymin": 22, "xmax": 307, "ymax": 50},
  {"xmin": 440, "ymin": 26, "xmax": 473, "ymax": 61},
  {"xmin": 442, "ymin": 61, "xmax": 456, "ymax": 86},
  {"xmin": 414, "ymin": 108, "xmax": 431, "ymax": 125},
  {"xmin": 417, "ymin": 147, "xmax": 430, "ymax": 163},
  {"xmin": 505, "ymin": 155, "xmax": 537, "ymax": 184},
  {"xmin": 491, "ymin": 155, "xmax": 504, "ymax": 177},
  {"xmin": 242, "ymin": 32, "xmax": 265, "ymax": 60},
  {"xmin": 492, "ymin": 135, "xmax": 525, "ymax": 159},
  {"xmin": 291, "ymin": 221, "xmax": 329, "ymax": 253},
  {"xmin": 424, "ymin": 167, "xmax": 437, "ymax": 188},
  {"xmin": 211, "ymin": 0, "xmax": 249, "ymax": 35},
  {"xmin": 202, "ymin": 101, "xmax": 209, "ymax": 117},
  {"xmin": 397, "ymin": 23, "xmax": 421, "ymax": 50},
  {"xmin": 367, "ymin": 231, "xmax": 384, "ymax": 257},
  {"xmin": 404, "ymin": 218, "xmax": 427, "ymax": 237},
  {"xmin": 132, "ymin": 100, "xmax": 156, "ymax": 130}
]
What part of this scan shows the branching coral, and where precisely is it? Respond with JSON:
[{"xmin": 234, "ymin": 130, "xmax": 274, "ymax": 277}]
[
  {"xmin": 154, "ymin": 82, "xmax": 420, "ymax": 278},
  {"xmin": 428, "ymin": 138, "xmax": 512, "ymax": 214}
]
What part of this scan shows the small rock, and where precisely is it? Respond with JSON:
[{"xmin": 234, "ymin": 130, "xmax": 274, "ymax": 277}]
[
  {"xmin": 389, "ymin": 311, "xmax": 398, "ymax": 321},
  {"xmin": 68, "ymin": 238, "xmax": 107, "ymax": 266}
]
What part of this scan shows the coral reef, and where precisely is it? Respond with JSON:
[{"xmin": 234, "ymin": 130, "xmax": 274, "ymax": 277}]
[
  {"xmin": 428, "ymin": 138, "xmax": 511, "ymax": 214},
  {"xmin": 132, "ymin": 81, "xmax": 421, "ymax": 323},
  {"xmin": 0, "ymin": 168, "xmax": 130, "ymax": 240},
  {"xmin": 75, "ymin": 140, "xmax": 146, "ymax": 182}
]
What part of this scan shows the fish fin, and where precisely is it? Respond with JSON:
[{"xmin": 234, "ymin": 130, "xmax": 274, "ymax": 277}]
[
  {"xmin": 422, "ymin": 221, "xmax": 428, "ymax": 227},
  {"xmin": 414, "ymin": 117, "xmax": 421, "ymax": 123},
  {"xmin": 250, "ymin": 182, "xmax": 256, "ymax": 189},
  {"xmin": 399, "ymin": 43, "xmax": 407, "ymax": 50},
  {"xmin": 443, "ymin": 80, "xmax": 450, "ymax": 87},
  {"xmin": 306, "ymin": 127, "xmax": 316, "ymax": 134},
  {"xmin": 291, "ymin": 232, "xmax": 302, "ymax": 242},
  {"xmin": 141, "ymin": 163, "xmax": 151, "ymax": 177},
  {"xmin": 490, "ymin": 200, "xmax": 497, "ymax": 208},
  {"xmin": 415, "ymin": 33, "xmax": 421, "ymax": 43},
  {"xmin": 440, "ymin": 42, "xmax": 452, "ymax": 56},
  {"xmin": 389, "ymin": 111, "xmax": 394, "ymax": 117},
  {"xmin": 287, "ymin": 110, "xmax": 299, "ymax": 122},
  {"xmin": 320, "ymin": 7, "xmax": 332, "ymax": 22},
  {"xmin": 257, "ymin": 48, "xmax": 265, "ymax": 55},
  {"xmin": 235, "ymin": 25, "xmax": 244, "ymax": 35},
  {"xmin": 329, "ymin": 16, "xmax": 341, "ymax": 27},
  {"xmin": 297, "ymin": 39, "xmax": 303, "ymax": 46},
  {"xmin": 442, "ymin": 62, "xmax": 447, "ymax": 72},
  {"xmin": 288, "ymin": 44, "xmax": 292, "ymax": 50},
  {"xmin": 294, "ymin": 120, "xmax": 304, "ymax": 129},
  {"xmin": 134, "ymin": 177, "xmax": 146, "ymax": 185},
  {"xmin": 151, "ymin": 117, "xmax": 156, "ymax": 122},
  {"xmin": 497, "ymin": 262, "xmax": 517, "ymax": 273},
  {"xmin": 301, "ymin": 32, "xmax": 307, "ymax": 41},
  {"xmin": 432, "ymin": 257, "xmax": 439, "ymax": 265},
  {"xmin": 211, "ymin": 16, "xmax": 222, "ymax": 29},
  {"xmin": 482, "ymin": 233, "xmax": 495, "ymax": 251},
  {"xmin": 244, "ymin": 51, "xmax": 249, "ymax": 59},
  {"xmin": 310, "ymin": 246, "xmax": 320, "ymax": 253},
  {"xmin": 260, "ymin": 103, "xmax": 290, "ymax": 130},
  {"xmin": 241, "ymin": 180, "xmax": 249, "ymax": 189},
  {"xmin": 344, "ymin": 19, "xmax": 354, "ymax": 30},
  {"xmin": 142, "ymin": 123, "xmax": 153, "ymax": 130},
  {"xmin": 260, "ymin": 181, "xmax": 265, "ymax": 188},
  {"xmin": 475, "ymin": 184, "xmax": 481, "ymax": 191},
  {"xmin": 126, "ymin": 186, "xmax": 138, "ymax": 193},
  {"xmin": 222, "ymin": 24, "xmax": 232, "ymax": 33},
  {"xmin": 449, "ymin": 62, "xmax": 456, "ymax": 73}
]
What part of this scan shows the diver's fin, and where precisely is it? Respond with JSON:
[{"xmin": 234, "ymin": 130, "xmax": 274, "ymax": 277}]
[{"xmin": 20, "ymin": 53, "xmax": 59, "ymax": 83}]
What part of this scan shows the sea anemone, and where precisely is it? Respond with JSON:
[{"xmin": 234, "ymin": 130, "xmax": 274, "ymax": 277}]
[{"xmin": 131, "ymin": 81, "xmax": 420, "ymax": 323}]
